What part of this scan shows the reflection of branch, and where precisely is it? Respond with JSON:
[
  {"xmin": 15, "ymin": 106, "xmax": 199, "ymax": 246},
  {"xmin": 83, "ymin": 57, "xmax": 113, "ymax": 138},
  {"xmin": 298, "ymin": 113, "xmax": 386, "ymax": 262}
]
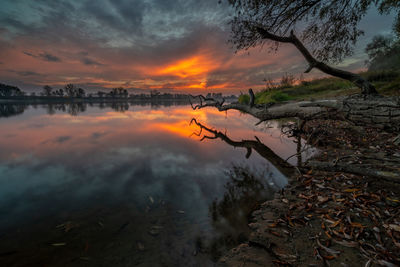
[{"xmin": 190, "ymin": 119, "xmax": 295, "ymax": 178}]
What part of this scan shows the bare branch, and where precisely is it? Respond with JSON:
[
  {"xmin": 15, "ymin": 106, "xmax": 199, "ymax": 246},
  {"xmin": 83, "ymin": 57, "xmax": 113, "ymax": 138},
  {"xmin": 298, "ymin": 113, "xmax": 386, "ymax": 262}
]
[{"xmin": 255, "ymin": 27, "xmax": 378, "ymax": 95}]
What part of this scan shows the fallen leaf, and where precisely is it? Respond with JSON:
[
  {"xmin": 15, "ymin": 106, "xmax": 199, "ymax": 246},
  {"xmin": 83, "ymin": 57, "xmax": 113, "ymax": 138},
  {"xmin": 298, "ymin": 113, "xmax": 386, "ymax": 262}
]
[
  {"xmin": 330, "ymin": 220, "xmax": 341, "ymax": 228},
  {"xmin": 316, "ymin": 239, "xmax": 340, "ymax": 256},
  {"xmin": 350, "ymin": 222, "xmax": 364, "ymax": 228},
  {"xmin": 318, "ymin": 196, "xmax": 329, "ymax": 203},
  {"xmin": 344, "ymin": 188, "xmax": 361, "ymax": 193},
  {"xmin": 388, "ymin": 224, "xmax": 400, "ymax": 232},
  {"xmin": 332, "ymin": 239, "xmax": 358, "ymax": 248},
  {"xmin": 52, "ymin": 243, "xmax": 66, "ymax": 246}
]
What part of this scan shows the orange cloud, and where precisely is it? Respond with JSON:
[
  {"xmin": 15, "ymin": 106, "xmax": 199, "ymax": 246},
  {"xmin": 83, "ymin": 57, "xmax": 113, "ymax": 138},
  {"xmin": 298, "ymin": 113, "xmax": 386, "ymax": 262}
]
[{"xmin": 154, "ymin": 53, "xmax": 219, "ymax": 78}]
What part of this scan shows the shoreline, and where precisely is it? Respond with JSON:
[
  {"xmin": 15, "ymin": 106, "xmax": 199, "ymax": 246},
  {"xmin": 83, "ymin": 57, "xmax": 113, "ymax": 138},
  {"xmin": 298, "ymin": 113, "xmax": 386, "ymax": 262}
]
[
  {"xmin": 219, "ymin": 120, "xmax": 400, "ymax": 266},
  {"xmin": 0, "ymin": 97, "xmax": 191, "ymax": 105}
]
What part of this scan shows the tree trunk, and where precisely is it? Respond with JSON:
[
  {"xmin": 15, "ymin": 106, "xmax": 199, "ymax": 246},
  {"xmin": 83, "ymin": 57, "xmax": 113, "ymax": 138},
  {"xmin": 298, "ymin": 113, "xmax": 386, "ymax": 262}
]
[
  {"xmin": 190, "ymin": 94, "xmax": 400, "ymax": 132},
  {"xmin": 256, "ymin": 28, "xmax": 379, "ymax": 95}
]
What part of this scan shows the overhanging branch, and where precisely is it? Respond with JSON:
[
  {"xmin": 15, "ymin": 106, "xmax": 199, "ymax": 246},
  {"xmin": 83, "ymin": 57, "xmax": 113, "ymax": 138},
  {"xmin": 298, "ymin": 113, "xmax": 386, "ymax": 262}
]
[{"xmin": 255, "ymin": 27, "xmax": 379, "ymax": 95}]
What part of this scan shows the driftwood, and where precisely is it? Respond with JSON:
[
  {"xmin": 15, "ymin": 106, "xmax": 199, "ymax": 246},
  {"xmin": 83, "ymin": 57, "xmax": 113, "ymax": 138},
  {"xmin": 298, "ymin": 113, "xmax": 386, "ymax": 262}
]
[{"xmin": 190, "ymin": 92, "xmax": 400, "ymax": 132}]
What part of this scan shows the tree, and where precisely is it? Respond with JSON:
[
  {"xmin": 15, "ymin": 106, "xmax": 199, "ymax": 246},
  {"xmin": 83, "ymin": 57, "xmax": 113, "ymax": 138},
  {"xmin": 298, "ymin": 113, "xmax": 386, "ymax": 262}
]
[
  {"xmin": 225, "ymin": 0, "xmax": 400, "ymax": 95},
  {"xmin": 97, "ymin": 91, "xmax": 105, "ymax": 98},
  {"xmin": 0, "ymin": 83, "xmax": 23, "ymax": 97},
  {"xmin": 77, "ymin": 88, "xmax": 86, "ymax": 98},
  {"xmin": 64, "ymin": 84, "xmax": 76, "ymax": 97},
  {"xmin": 365, "ymin": 35, "xmax": 400, "ymax": 71},
  {"xmin": 43, "ymin": 85, "xmax": 53, "ymax": 96}
]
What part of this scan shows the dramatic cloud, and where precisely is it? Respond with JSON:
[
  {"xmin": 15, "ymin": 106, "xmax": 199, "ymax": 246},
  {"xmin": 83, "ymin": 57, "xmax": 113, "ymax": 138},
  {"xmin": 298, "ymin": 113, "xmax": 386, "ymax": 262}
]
[
  {"xmin": 23, "ymin": 51, "xmax": 62, "ymax": 62},
  {"xmin": 0, "ymin": 0, "xmax": 395, "ymax": 93}
]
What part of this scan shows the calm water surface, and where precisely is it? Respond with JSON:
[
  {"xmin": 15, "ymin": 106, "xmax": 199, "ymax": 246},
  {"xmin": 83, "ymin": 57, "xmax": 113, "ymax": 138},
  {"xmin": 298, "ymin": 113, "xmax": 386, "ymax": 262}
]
[{"xmin": 0, "ymin": 103, "xmax": 311, "ymax": 266}]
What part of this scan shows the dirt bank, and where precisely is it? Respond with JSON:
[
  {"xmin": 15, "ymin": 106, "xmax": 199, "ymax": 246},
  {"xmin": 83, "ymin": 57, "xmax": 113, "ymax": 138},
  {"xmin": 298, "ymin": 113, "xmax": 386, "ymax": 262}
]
[{"xmin": 219, "ymin": 120, "xmax": 400, "ymax": 266}]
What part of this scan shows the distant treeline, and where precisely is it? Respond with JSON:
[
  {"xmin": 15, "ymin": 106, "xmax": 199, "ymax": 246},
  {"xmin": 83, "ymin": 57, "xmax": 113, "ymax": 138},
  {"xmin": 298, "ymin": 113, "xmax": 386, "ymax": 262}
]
[
  {"xmin": 0, "ymin": 83, "xmax": 237, "ymax": 101},
  {"xmin": 0, "ymin": 101, "xmax": 192, "ymax": 118}
]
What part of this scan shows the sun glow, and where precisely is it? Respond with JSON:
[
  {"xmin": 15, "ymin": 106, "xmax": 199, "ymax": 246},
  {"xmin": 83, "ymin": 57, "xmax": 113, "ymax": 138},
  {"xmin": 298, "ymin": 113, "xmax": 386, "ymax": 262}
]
[{"xmin": 156, "ymin": 54, "xmax": 218, "ymax": 78}]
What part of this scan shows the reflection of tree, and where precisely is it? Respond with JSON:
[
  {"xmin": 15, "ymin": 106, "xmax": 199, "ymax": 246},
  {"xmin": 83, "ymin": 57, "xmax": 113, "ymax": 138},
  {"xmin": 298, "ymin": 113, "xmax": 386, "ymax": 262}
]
[
  {"xmin": 190, "ymin": 118, "xmax": 295, "ymax": 177},
  {"xmin": 200, "ymin": 165, "xmax": 276, "ymax": 261},
  {"xmin": 0, "ymin": 104, "xmax": 27, "ymax": 118},
  {"xmin": 110, "ymin": 102, "xmax": 129, "ymax": 112},
  {"xmin": 67, "ymin": 103, "xmax": 86, "ymax": 116},
  {"xmin": 190, "ymin": 119, "xmax": 301, "ymax": 261}
]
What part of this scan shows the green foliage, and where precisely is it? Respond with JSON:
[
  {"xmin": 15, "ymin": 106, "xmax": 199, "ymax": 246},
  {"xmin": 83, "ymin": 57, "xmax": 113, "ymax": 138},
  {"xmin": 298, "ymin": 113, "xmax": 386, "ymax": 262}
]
[
  {"xmin": 228, "ymin": 0, "xmax": 400, "ymax": 63},
  {"xmin": 254, "ymin": 90, "xmax": 290, "ymax": 104},
  {"xmin": 366, "ymin": 35, "xmax": 400, "ymax": 71},
  {"xmin": 362, "ymin": 70, "xmax": 400, "ymax": 82},
  {"xmin": 271, "ymin": 91, "xmax": 290, "ymax": 102},
  {"xmin": 250, "ymin": 70, "xmax": 400, "ymax": 104},
  {"xmin": 238, "ymin": 94, "xmax": 250, "ymax": 104}
]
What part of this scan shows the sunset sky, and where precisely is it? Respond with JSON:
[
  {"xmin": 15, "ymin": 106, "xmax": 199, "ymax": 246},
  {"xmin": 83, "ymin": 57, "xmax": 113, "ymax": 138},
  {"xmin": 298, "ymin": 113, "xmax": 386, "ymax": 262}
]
[{"xmin": 0, "ymin": 0, "xmax": 395, "ymax": 94}]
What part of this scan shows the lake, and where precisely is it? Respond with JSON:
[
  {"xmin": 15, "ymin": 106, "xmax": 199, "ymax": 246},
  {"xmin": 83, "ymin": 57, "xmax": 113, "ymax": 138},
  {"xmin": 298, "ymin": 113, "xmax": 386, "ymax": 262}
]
[{"xmin": 0, "ymin": 102, "xmax": 313, "ymax": 266}]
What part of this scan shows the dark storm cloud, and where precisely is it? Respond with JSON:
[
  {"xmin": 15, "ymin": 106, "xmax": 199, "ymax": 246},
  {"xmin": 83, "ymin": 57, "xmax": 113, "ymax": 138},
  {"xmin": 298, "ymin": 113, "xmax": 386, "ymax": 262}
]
[
  {"xmin": 83, "ymin": 0, "xmax": 147, "ymax": 35},
  {"xmin": 0, "ymin": 0, "xmax": 395, "ymax": 92},
  {"xmin": 8, "ymin": 70, "xmax": 42, "ymax": 77},
  {"xmin": 0, "ymin": 17, "xmax": 32, "ymax": 33},
  {"xmin": 40, "ymin": 52, "xmax": 61, "ymax": 62},
  {"xmin": 81, "ymin": 57, "xmax": 104, "ymax": 66},
  {"xmin": 55, "ymin": 136, "xmax": 72, "ymax": 144},
  {"xmin": 23, "ymin": 51, "xmax": 61, "ymax": 62}
]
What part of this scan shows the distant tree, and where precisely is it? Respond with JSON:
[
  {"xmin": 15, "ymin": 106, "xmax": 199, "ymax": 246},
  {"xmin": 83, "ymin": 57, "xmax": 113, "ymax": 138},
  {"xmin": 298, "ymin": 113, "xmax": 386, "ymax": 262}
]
[
  {"xmin": 110, "ymin": 87, "xmax": 125, "ymax": 97},
  {"xmin": 64, "ymin": 84, "xmax": 76, "ymax": 97},
  {"xmin": 280, "ymin": 73, "xmax": 296, "ymax": 87},
  {"xmin": 225, "ymin": 0, "xmax": 400, "ymax": 95},
  {"xmin": 0, "ymin": 83, "xmax": 23, "ymax": 97},
  {"xmin": 150, "ymin": 90, "xmax": 160, "ymax": 98},
  {"xmin": 43, "ymin": 85, "xmax": 53, "ymax": 96},
  {"xmin": 97, "ymin": 91, "xmax": 105, "ymax": 98},
  {"xmin": 123, "ymin": 89, "xmax": 128, "ymax": 98},
  {"xmin": 77, "ymin": 88, "xmax": 86, "ymax": 98},
  {"xmin": 58, "ymin": 88, "xmax": 64, "ymax": 97}
]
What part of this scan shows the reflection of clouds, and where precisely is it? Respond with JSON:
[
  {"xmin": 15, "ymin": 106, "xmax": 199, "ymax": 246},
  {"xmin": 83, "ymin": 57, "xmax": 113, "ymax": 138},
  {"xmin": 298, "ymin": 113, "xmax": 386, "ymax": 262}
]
[
  {"xmin": 54, "ymin": 135, "xmax": 71, "ymax": 143},
  {"xmin": 0, "ymin": 105, "xmax": 298, "ymax": 231},
  {"xmin": 24, "ymin": 123, "xmax": 47, "ymax": 129},
  {"xmin": 91, "ymin": 131, "xmax": 109, "ymax": 139}
]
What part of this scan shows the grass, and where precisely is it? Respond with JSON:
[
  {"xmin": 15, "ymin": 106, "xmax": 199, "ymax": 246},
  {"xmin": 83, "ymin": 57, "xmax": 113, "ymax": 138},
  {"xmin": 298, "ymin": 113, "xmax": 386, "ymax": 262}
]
[{"xmin": 239, "ymin": 70, "xmax": 400, "ymax": 104}]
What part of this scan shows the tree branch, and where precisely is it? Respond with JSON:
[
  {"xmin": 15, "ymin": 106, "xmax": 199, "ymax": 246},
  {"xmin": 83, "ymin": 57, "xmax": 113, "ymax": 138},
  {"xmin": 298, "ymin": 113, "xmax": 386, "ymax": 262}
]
[{"xmin": 255, "ymin": 27, "xmax": 379, "ymax": 95}]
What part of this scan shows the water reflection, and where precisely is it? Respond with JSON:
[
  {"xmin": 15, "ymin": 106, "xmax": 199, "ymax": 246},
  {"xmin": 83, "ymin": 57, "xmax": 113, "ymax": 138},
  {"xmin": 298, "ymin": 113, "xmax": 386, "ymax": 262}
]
[
  {"xmin": 0, "ymin": 103, "xmax": 305, "ymax": 266},
  {"xmin": 0, "ymin": 101, "xmax": 189, "ymax": 118},
  {"xmin": 190, "ymin": 118, "xmax": 301, "ymax": 176},
  {"xmin": 0, "ymin": 103, "xmax": 27, "ymax": 117},
  {"xmin": 205, "ymin": 165, "xmax": 277, "ymax": 261}
]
